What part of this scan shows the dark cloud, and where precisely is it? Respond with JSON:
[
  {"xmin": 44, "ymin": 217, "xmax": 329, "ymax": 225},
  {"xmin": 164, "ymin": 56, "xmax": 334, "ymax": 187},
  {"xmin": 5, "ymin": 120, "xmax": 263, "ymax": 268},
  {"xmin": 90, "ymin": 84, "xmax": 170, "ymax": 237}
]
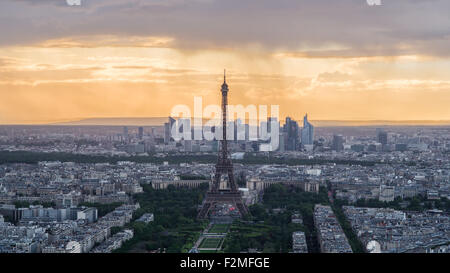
[{"xmin": 1, "ymin": 0, "xmax": 450, "ymax": 57}]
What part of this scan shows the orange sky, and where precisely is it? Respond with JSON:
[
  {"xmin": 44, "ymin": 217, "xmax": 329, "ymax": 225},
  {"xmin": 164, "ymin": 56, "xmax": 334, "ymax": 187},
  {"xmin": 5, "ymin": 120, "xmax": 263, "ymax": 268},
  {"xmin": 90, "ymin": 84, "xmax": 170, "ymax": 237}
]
[{"xmin": 0, "ymin": 1, "xmax": 449, "ymax": 124}]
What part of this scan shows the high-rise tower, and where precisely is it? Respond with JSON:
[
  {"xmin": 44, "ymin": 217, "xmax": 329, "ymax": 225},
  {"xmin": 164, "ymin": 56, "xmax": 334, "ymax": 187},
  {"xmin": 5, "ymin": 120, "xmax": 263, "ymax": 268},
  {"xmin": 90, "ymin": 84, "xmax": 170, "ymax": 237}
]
[
  {"xmin": 197, "ymin": 71, "xmax": 249, "ymax": 219},
  {"xmin": 301, "ymin": 113, "xmax": 314, "ymax": 146}
]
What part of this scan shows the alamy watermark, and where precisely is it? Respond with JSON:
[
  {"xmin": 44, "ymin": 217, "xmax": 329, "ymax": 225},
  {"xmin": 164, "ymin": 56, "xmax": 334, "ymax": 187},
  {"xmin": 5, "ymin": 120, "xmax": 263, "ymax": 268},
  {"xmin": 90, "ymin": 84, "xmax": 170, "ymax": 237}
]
[
  {"xmin": 169, "ymin": 97, "xmax": 280, "ymax": 152},
  {"xmin": 367, "ymin": 0, "xmax": 382, "ymax": 6},
  {"xmin": 66, "ymin": 0, "xmax": 81, "ymax": 6}
]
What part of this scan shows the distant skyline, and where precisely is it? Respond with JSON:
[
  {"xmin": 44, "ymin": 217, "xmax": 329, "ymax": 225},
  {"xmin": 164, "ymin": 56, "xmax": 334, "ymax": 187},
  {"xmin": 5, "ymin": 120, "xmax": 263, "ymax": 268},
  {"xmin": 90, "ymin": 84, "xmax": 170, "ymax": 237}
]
[
  {"xmin": 11, "ymin": 117, "xmax": 450, "ymax": 127},
  {"xmin": 1, "ymin": 0, "xmax": 450, "ymax": 124}
]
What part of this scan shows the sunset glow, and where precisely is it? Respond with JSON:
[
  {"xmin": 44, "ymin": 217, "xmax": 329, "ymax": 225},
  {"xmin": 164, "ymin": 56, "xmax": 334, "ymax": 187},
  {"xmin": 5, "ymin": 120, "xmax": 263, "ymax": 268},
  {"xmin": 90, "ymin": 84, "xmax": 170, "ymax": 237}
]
[{"xmin": 1, "ymin": 0, "xmax": 449, "ymax": 124}]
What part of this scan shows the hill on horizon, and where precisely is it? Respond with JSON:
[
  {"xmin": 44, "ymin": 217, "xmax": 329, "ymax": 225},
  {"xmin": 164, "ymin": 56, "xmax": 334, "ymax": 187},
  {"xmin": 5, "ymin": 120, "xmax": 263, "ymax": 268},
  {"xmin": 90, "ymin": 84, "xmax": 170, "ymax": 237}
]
[{"xmin": 50, "ymin": 117, "xmax": 450, "ymax": 127}]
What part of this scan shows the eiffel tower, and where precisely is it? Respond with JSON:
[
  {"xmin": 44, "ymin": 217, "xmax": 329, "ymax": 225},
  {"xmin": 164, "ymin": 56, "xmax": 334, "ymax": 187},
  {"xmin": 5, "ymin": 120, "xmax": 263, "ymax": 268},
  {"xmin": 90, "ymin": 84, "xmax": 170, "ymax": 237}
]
[{"xmin": 197, "ymin": 71, "xmax": 249, "ymax": 219}]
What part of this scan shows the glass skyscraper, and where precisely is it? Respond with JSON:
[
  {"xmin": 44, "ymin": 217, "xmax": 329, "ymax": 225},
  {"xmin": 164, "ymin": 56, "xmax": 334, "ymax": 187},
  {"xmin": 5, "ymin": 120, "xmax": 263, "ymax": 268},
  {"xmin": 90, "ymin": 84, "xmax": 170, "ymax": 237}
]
[{"xmin": 301, "ymin": 114, "xmax": 314, "ymax": 146}]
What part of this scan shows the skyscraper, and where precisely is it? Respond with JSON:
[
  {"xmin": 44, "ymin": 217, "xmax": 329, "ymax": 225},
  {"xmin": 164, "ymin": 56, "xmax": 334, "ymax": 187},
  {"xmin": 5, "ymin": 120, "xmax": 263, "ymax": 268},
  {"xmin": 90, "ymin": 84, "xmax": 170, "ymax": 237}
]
[
  {"xmin": 164, "ymin": 117, "xmax": 176, "ymax": 144},
  {"xmin": 123, "ymin": 126, "xmax": 129, "ymax": 143},
  {"xmin": 267, "ymin": 117, "xmax": 278, "ymax": 133},
  {"xmin": 377, "ymin": 129, "xmax": 388, "ymax": 145},
  {"xmin": 284, "ymin": 117, "xmax": 299, "ymax": 151},
  {"xmin": 332, "ymin": 134, "xmax": 344, "ymax": 152},
  {"xmin": 301, "ymin": 114, "xmax": 314, "ymax": 146},
  {"xmin": 138, "ymin": 127, "xmax": 144, "ymax": 140}
]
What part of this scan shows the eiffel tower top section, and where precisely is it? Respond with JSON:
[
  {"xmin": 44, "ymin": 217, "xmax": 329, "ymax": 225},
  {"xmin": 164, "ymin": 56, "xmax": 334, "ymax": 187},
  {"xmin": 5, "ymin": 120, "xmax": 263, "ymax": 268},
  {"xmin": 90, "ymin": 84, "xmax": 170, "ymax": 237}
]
[
  {"xmin": 221, "ymin": 69, "xmax": 228, "ymax": 93},
  {"xmin": 219, "ymin": 69, "xmax": 231, "ymax": 166}
]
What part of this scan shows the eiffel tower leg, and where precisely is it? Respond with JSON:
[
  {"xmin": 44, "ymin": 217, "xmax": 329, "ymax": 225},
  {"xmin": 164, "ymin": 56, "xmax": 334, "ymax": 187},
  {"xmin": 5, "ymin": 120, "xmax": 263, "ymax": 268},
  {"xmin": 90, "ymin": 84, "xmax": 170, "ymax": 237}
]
[
  {"xmin": 212, "ymin": 172, "xmax": 221, "ymax": 192},
  {"xmin": 234, "ymin": 198, "xmax": 249, "ymax": 216},
  {"xmin": 197, "ymin": 199, "xmax": 213, "ymax": 219},
  {"xmin": 228, "ymin": 168, "xmax": 237, "ymax": 192}
]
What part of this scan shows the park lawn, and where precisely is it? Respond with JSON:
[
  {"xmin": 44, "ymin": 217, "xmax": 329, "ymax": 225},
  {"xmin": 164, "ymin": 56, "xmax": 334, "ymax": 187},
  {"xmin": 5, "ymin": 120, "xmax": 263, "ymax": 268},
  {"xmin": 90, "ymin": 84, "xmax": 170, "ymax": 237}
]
[
  {"xmin": 209, "ymin": 224, "xmax": 230, "ymax": 233},
  {"xmin": 199, "ymin": 238, "xmax": 222, "ymax": 249}
]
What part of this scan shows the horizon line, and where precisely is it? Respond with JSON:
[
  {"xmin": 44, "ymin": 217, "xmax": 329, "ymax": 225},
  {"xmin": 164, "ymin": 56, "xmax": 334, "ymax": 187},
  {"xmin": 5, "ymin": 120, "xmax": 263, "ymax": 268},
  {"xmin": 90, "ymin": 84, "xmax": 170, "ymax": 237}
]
[{"xmin": 1, "ymin": 117, "xmax": 450, "ymax": 127}]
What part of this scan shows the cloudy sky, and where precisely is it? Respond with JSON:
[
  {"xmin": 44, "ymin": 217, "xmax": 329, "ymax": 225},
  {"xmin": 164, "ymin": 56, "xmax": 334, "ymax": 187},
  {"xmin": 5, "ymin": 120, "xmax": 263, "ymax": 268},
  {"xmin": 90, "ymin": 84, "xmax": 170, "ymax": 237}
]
[{"xmin": 0, "ymin": 0, "xmax": 449, "ymax": 124}]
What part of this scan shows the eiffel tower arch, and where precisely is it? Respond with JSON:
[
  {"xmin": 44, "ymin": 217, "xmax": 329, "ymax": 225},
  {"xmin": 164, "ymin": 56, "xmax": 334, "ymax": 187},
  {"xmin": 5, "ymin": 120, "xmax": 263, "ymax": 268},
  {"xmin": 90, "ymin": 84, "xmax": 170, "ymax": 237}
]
[{"xmin": 197, "ymin": 71, "xmax": 250, "ymax": 219}]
